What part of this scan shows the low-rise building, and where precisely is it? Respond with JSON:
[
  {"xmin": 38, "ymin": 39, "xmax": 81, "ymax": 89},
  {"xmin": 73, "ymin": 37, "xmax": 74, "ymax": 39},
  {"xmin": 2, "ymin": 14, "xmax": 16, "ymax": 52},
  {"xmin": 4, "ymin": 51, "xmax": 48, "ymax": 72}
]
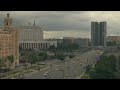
[
  {"xmin": 73, "ymin": 38, "xmax": 89, "ymax": 47},
  {"xmin": 107, "ymin": 36, "xmax": 120, "ymax": 45},
  {"xmin": 19, "ymin": 40, "xmax": 57, "ymax": 50},
  {"xmin": 63, "ymin": 37, "xmax": 74, "ymax": 45},
  {"xmin": 63, "ymin": 37, "xmax": 89, "ymax": 47}
]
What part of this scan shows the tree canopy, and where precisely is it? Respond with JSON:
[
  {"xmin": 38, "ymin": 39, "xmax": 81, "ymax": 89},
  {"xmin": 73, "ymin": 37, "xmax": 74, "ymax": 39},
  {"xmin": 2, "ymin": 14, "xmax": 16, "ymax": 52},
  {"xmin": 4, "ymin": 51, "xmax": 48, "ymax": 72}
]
[{"xmin": 89, "ymin": 54, "xmax": 117, "ymax": 79}]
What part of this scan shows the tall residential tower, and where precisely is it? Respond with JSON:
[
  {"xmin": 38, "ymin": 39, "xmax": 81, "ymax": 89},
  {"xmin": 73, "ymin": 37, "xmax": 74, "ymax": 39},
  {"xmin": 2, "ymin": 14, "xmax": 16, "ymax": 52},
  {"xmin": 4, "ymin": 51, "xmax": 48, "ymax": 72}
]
[{"xmin": 91, "ymin": 21, "xmax": 107, "ymax": 46}]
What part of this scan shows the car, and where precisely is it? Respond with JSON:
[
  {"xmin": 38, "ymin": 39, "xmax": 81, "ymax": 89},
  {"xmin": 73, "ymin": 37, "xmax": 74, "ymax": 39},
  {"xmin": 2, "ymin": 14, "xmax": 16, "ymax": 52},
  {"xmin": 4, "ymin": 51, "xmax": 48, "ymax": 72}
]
[
  {"xmin": 38, "ymin": 63, "xmax": 47, "ymax": 65},
  {"xmin": 73, "ymin": 61, "xmax": 75, "ymax": 64},
  {"xmin": 65, "ymin": 65, "xmax": 68, "ymax": 67},
  {"xmin": 44, "ymin": 73, "xmax": 47, "ymax": 76},
  {"xmin": 45, "ymin": 71, "xmax": 48, "ymax": 74},
  {"xmin": 44, "ymin": 72, "xmax": 48, "ymax": 77},
  {"xmin": 55, "ymin": 69, "xmax": 58, "ymax": 71},
  {"xmin": 80, "ymin": 63, "xmax": 83, "ymax": 65}
]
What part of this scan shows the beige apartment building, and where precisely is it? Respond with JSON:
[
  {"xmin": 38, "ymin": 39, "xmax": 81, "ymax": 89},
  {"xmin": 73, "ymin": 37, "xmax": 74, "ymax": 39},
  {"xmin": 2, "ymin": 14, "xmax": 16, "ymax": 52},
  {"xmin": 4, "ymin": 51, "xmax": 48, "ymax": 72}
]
[
  {"xmin": 107, "ymin": 36, "xmax": 120, "ymax": 44},
  {"xmin": 0, "ymin": 14, "xmax": 19, "ymax": 69}
]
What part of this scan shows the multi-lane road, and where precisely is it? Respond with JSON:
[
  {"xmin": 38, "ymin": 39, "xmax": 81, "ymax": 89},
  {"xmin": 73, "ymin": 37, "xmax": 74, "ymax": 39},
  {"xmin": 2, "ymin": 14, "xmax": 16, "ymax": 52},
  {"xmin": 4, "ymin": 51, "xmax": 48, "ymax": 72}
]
[{"xmin": 25, "ymin": 50, "xmax": 101, "ymax": 79}]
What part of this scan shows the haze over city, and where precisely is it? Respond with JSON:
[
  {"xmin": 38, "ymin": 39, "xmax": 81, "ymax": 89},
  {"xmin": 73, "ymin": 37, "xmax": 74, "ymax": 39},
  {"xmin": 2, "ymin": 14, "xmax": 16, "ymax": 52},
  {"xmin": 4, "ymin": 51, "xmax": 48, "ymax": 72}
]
[{"xmin": 0, "ymin": 11, "xmax": 120, "ymax": 39}]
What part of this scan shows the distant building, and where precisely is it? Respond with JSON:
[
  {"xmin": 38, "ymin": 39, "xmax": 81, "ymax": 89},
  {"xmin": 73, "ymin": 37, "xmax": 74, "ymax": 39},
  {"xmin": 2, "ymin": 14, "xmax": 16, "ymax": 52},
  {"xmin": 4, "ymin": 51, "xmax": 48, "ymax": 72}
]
[
  {"xmin": 91, "ymin": 22, "xmax": 99, "ymax": 46},
  {"xmin": 63, "ymin": 37, "xmax": 89, "ymax": 47},
  {"xmin": 63, "ymin": 37, "xmax": 74, "ymax": 45},
  {"xmin": 107, "ymin": 36, "xmax": 120, "ymax": 45},
  {"xmin": 18, "ymin": 23, "xmax": 43, "ymax": 41},
  {"xmin": 45, "ymin": 38, "xmax": 63, "ymax": 45},
  {"xmin": 0, "ymin": 14, "xmax": 19, "ymax": 69},
  {"xmin": 74, "ymin": 38, "xmax": 89, "ymax": 47},
  {"xmin": 19, "ymin": 41, "xmax": 57, "ymax": 50},
  {"xmin": 99, "ymin": 22, "xmax": 107, "ymax": 46},
  {"xmin": 91, "ymin": 21, "xmax": 107, "ymax": 46},
  {"xmin": 18, "ymin": 21, "xmax": 57, "ymax": 50}
]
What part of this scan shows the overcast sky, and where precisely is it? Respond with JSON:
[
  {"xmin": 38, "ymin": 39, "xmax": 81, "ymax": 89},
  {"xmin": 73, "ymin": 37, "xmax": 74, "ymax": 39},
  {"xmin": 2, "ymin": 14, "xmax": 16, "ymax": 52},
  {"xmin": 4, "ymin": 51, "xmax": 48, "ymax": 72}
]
[{"xmin": 0, "ymin": 11, "xmax": 120, "ymax": 39}]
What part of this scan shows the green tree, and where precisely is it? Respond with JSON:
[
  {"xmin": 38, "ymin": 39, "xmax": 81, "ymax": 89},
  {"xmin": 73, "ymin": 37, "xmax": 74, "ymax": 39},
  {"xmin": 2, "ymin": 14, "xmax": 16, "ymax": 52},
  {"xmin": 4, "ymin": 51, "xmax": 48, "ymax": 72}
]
[
  {"xmin": 28, "ymin": 52, "xmax": 39, "ymax": 64},
  {"xmin": 49, "ymin": 45, "xmax": 56, "ymax": 50},
  {"xmin": 7, "ymin": 55, "xmax": 14, "ymax": 64},
  {"xmin": 69, "ymin": 54, "xmax": 75, "ymax": 58},
  {"xmin": 38, "ymin": 52, "xmax": 48, "ymax": 61},
  {"xmin": 20, "ymin": 51, "xmax": 30, "ymax": 63},
  {"xmin": 107, "ymin": 55, "xmax": 117, "ymax": 71},
  {"xmin": 85, "ymin": 65, "xmax": 91, "ymax": 73},
  {"xmin": 56, "ymin": 54, "xmax": 66, "ymax": 61},
  {"xmin": 107, "ymin": 41, "xmax": 116, "ymax": 46},
  {"xmin": 118, "ymin": 55, "xmax": 120, "ymax": 70},
  {"xmin": 89, "ymin": 54, "xmax": 117, "ymax": 79},
  {"xmin": 0, "ymin": 57, "xmax": 5, "ymax": 68},
  {"xmin": 6, "ymin": 55, "xmax": 15, "ymax": 69}
]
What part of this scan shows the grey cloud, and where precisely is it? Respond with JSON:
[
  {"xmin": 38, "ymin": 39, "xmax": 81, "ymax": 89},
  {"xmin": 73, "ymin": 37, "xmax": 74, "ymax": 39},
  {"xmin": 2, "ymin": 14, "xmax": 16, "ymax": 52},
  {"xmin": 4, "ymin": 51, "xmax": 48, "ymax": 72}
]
[{"xmin": 0, "ymin": 11, "xmax": 120, "ymax": 38}]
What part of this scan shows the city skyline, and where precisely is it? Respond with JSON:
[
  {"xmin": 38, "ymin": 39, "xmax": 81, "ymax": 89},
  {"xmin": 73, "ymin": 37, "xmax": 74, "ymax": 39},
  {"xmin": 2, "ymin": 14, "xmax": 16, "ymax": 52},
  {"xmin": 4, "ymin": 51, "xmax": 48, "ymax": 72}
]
[
  {"xmin": 0, "ymin": 13, "xmax": 120, "ymax": 79},
  {"xmin": 0, "ymin": 11, "xmax": 120, "ymax": 39}
]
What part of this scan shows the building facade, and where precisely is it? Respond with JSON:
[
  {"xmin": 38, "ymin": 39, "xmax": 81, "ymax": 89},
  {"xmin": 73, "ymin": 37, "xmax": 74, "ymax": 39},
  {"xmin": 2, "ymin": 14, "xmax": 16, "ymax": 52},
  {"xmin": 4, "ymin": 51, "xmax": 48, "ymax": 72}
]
[
  {"xmin": 18, "ymin": 22, "xmax": 58, "ymax": 50},
  {"xmin": 63, "ymin": 37, "xmax": 74, "ymax": 45},
  {"xmin": 63, "ymin": 37, "xmax": 89, "ymax": 47},
  {"xmin": 91, "ymin": 22, "xmax": 99, "ymax": 46},
  {"xmin": 0, "ymin": 14, "xmax": 19, "ymax": 69},
  {"xmin": 19, "ymin": 24, "xmax": 43, "ymax": 41},
  {"xmin": 19, "ymin": 41, "xmax": 57, "ymax": 50},
  {"xmin": 107, "ymin": 36, "xmax": 120, "ymax": 45},
  {"xmin": 73, "ymin": 38, "xmax": 89, "ymax": 47},
  {"xmin": 91, "ymin": 21, "xmax": 107, "ymax": 46}
]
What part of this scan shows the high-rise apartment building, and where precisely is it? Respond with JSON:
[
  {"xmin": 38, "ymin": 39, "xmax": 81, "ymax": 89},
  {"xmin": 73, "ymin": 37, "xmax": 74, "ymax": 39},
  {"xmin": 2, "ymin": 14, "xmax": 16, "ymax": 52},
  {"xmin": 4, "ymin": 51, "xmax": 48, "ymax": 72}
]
[{"xmin": 91, "ymin": 21, "xmax": 107, "ymax": 46}]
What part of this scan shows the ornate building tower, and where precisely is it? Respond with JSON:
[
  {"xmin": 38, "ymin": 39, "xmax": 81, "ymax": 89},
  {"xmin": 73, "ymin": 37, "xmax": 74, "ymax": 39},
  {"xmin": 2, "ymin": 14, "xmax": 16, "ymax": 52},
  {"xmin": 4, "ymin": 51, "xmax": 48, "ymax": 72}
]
[
  {"xmin": 0, "ymin": 13, "xmax": 19, "ymax": 69},
  {"xmin": 4, "ymin": 13, "xmax": 12, "ymax": 26}
]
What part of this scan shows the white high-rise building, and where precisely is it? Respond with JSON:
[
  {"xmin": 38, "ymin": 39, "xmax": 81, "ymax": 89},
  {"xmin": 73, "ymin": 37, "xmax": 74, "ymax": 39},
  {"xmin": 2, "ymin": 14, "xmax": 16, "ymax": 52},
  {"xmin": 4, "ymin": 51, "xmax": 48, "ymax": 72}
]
[{"xmin": 19, "ymin": 24, "xmax": 43, "ymax": 41}]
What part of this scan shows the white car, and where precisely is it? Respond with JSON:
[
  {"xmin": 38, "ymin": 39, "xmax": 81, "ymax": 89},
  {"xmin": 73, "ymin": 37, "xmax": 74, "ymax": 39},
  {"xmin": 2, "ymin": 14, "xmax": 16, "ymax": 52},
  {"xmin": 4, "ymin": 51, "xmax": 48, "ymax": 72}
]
[
  {"xmin": 65, "ymin": 65, "xmax": 68, "ymax": 67},
  {"xmin": 45, "ymin": 71, "xmax": 48, "ymax": 74},
  {"xmin": 73, "ymin": 61, "xmax": 75, "ymax": 64},
  {"xmin": 44, "ymin": 72, "xmax": 48, "ymax": 77},
  {"xmin": 55, "ymin": 69, "xmax": 58, "ymax": 71}
]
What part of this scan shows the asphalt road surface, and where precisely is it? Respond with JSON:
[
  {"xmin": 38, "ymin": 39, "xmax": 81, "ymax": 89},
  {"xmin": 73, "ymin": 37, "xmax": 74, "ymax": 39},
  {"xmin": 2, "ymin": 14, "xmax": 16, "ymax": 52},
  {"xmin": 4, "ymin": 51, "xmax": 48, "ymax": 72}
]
[{"xmin": 25, "ymin": 50, "xmax": 101, "ymax": 79}]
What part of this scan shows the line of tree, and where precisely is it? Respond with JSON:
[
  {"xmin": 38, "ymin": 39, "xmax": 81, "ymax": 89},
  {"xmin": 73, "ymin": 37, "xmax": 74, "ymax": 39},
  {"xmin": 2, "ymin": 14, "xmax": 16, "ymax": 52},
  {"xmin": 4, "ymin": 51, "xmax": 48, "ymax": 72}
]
[
  {"xmin": 49, "ymin": 43, "xmax": 79, "ymax": 52},
  {"xmin": 117, "ymin": 55, "xmax": 120, "ymax": 71},
  {"xmin": 20, "ymin": 51, "xmax": 48, "ymax": 64},
  {"xmin": 89, "ymin": 54, "xmax": 117, "ymax": 79}
]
